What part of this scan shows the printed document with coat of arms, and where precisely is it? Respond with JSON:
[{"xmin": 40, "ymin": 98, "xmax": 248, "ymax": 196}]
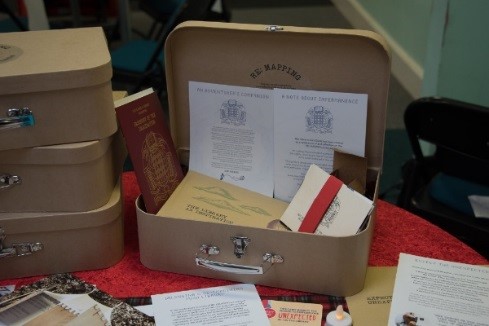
[
  {"xmin": 189, "ymin": 81, "xmax": 274, "ymax": 196},
  {"xmin": 273, "ymin": 88, "xmax": 368, "ymax": 202}
]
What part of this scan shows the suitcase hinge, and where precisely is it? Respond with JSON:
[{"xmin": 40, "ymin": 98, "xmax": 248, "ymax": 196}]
[
  {"xmin": 266, "ymin": 25, "xmax": 284, "ymax": 32},
  {"xmin": 0, "ymin": 228, "xmax": 43, "ymax": 259},
  {"xmin": 0, "ymin": 174, "xmax": 22, "ymax": 190},
  {"xmin": 0, "ymin": 107, "xmax": 35, "ymax": 131}
]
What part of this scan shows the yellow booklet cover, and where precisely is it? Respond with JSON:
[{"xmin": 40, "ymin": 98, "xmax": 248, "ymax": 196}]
[{"xmin": 156, "ymin": 170, "xmax": 289, "ymax": 228}]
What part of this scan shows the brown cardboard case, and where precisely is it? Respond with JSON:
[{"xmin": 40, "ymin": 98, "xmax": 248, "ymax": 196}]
[
  {"xmin": 0, "ymin": 27, "xmax": 117, "ymax": 150},
  {"xmin": 0, "ymin": 132, "xmax": 126, "ymax": 212},
  {"xmin": 136, "ymin": 21, "xmax": 391, "ymax": 296},
  {"xmin": 0, "ymin": 178, "xmax": 124, "ymax": 280}
]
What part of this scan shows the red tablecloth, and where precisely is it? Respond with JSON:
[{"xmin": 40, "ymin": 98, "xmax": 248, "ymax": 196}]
[{"xmin": 1, "ymin": 172, "xmax": 487, "ymax": 297}]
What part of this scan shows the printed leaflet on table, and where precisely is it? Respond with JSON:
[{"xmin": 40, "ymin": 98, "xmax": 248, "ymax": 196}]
[
  {"xmin": 346, "ymin": 266, "xmax": 397, "ymax": 326},
  {"xmin": 388, "ymin": 253, "xmax": 489, "ymax": 326},
  {"xmin": 0, "ymin": 274, "xmax": 153, "ymax": 325},
  {"xmin": 151, "ymin": 284, "xmax": 269, "ymax": 326}
]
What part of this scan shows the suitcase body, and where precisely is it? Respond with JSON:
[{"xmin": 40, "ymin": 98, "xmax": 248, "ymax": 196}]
[
  {"xmin": 0, "ymin": 179, "xmax": 124, "ymax": 280},
  {"xmin": 0, "ymin": 132, "xmax": 126, "ymax": 212},
  {"xmin": 0, "ymin": 27, "xmax": 117, "ymax": 150},
  {"xmin": 137, "ymin": 21, "xmax": 390, "ymax": 296}
]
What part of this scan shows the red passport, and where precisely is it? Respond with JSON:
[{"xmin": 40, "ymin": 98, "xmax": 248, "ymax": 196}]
[{"xmin": 115, "ymin": 88, "xmax": 184, "ymax": 214}]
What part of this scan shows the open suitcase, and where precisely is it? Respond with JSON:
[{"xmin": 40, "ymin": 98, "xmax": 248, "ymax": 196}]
[{"xmin": 136, "ymin": 21, "xmax": 390, "ymax": 296}]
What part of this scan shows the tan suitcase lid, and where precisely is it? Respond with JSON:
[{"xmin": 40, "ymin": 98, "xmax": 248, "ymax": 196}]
[
  {"xmin": 0, "ymin": 27, "xmax": 111, "ymax": 94},
  {"xmin": 0, "ymin": 137, "xmax": 112, "ymax": 166},
  {"xmin": 0, "ymin": 177, "xmax": 121, "ymax": 233},
  {"xmin": 165, "ymin": 21, "xmax": 391, "ymax": 171},
  {"xmin": 0, "ymin": 133, "xmax": 126, "ymax": 212},
  {"xmin": 0, "ymin": 27, "xmax": 116, "ymax": 150}
]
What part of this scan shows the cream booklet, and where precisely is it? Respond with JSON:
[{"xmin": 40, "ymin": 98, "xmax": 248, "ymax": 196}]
[
  {"xmin": 157, "ymin": 170, "xmax": 288, "ymax": 229},
  {"xmin": 280, "ymin": 164, "xmax": 373, "ymax": 236}
]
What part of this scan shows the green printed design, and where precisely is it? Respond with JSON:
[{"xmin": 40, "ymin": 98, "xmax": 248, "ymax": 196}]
[
  {"xmin": 240, "ymin": 205, "xmax": 271, "ymax": 216},
  {"xmin": 194, "ymin": 197, "xmax": 248, "ymax": 215},
  {"xmin": 194, "ymin": 186, "xmax": 236, "ymax": 200}
]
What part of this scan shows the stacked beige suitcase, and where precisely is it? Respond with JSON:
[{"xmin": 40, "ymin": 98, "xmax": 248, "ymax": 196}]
[
  {"xmin": 136, "ymin": 21, "xmax": 391, "ymax": 296},
  {"xmin": 0, "ymin": 27, "xmax": 125, "ymax": 279}
]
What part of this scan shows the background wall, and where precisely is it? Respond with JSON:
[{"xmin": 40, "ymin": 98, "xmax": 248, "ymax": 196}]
[
  {"xmin": 334, "ymin": 0, "xmax": 489, "ymax": 107},
  {"xmin": 423, "ymin": 0, "xmax": 489, "ymax": 106}
]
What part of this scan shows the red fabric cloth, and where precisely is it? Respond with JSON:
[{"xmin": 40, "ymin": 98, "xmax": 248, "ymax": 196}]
[{"xmin": 1, "ymin": 172, "xmax": 487, "ymax": 297}]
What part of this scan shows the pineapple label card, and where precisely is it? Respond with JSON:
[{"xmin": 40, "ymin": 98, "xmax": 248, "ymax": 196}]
[
  {"xmin": 189, "ymin": 81, "xmax": 274, "ymax": 196},
  {"xmin": 273, "ymin": 88, "xmax": 367, "ymax": 202}
]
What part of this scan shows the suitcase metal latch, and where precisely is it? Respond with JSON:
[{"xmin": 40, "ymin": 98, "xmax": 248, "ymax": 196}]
[
  {"xmin": 266, "ymin": 25, "xmax": 284, "ymax": 32},
  {"xmin": 0, "ymin": 174, "xmax": 21, "ymax": 190},
  {"xmin": 0, "ymin": 228, "xmax": 43, "ymax": 259},
  {"xmin": 231, "ymin": 236, "xmax": 250, "ymax": 258},
  {"xmin": 195, "ymin": 237, "xmax": 284, "ymax": 275},
  {"xmin": 0, "ymin": 107, "xmax": 35, "ymax": 131}
]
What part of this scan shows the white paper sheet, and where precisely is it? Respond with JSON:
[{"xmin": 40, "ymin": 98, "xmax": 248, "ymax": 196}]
[
  {"xmin": 152, "ymin": 284, "xmax": 269, "ymax": 326},
  {"xmin": 189, "ymin": 81, "xmax": 274, "ymax": 196},
  {"xmin": 469, "ymin": 194, "xmax": 489, "ymax": 219},
  {"xmin": 0, "ymin": 286, "xmax": 14, "ymax": 298},
  {"xmin": 388, "ymin": 253, "xmax": 489, "ymax": 326},
  {"xmin": 273, "ymin": 88, "xmax": 368, "ymax": 202}
]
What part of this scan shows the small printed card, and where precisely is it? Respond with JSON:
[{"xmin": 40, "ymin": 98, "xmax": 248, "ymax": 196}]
[
  {"xmin": 280, "ymin": 164, "xmax": 373, "ymax": 236},
  {"xmin": 262, "ymin": 300, "xmax": 323, "ymax": 325},
  {"xmin": 152, "ymin": 284, "xmax": 269, "ymax": 326}
]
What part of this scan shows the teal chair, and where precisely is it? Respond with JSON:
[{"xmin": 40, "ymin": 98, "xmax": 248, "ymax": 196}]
[
  {"xmin": 134, "ymin": 0, "xmax": 185, "ymax": 39},
  {"xmin": 110, "ymin": 0, "xmax": 188, "ymax": 95},
  {"xmin": 0, "ymin": 0, "xmax": 28, "ymax": 32}
]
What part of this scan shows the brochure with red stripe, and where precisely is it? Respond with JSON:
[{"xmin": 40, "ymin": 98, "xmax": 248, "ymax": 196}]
[{"xmin": 280, "ymin": 164, "xmax": 373, "ymax": 236}]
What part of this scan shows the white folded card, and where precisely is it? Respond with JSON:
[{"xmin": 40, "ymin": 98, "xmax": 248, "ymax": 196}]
[{"xmin": 280, "ymin": 164, "xmax": 373, "ymax": 236}]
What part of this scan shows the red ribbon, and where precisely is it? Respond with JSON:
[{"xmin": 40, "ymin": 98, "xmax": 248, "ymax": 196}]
[{"xmin": 298, "ymin": 175, "xmax": 343, "ymax": 233}]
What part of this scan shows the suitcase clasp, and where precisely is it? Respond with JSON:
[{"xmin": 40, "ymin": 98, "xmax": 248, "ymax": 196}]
[
  {"xmin": 0, "ymin": 108, "xmax": 35, "ymax": 131},
  {"xmin": 230, "ymin": 236, "xmax": 250, "ymax": 258},
  {"xmin": 266, "ymin": 25, "xmax": 284, "ymax": 32},
  {"xmin": 195, "ymin": 237, "xmax": 284, "ymax": 275},
  {"xmin": 0, "ymin": 174, "xmax": 21, "ymax": 190},
  {"xmin": 0, "ymin": 228, "xmax": 43, "ymax": 259},
  {"xmin": 199, "ymin": 244, "xmax": 220, "ymax": 255}
]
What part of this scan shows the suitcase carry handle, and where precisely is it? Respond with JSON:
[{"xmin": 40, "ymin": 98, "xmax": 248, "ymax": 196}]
[
  {"xmin": 195, "ymin": 257, "xmax": 264, "ymax": 274},
  {"xmin": 195, "ymin": 243, "xmax": 284, "ymax": 275},
  {"xmin": 0, "ymin": 108, "xmax": 35, "ymax": 131}
]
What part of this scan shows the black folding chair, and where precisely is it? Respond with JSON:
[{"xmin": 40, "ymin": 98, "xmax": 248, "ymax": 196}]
[{"xmin": 397, "ymin": 97, "xmax": 489, "ymax": 258}]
